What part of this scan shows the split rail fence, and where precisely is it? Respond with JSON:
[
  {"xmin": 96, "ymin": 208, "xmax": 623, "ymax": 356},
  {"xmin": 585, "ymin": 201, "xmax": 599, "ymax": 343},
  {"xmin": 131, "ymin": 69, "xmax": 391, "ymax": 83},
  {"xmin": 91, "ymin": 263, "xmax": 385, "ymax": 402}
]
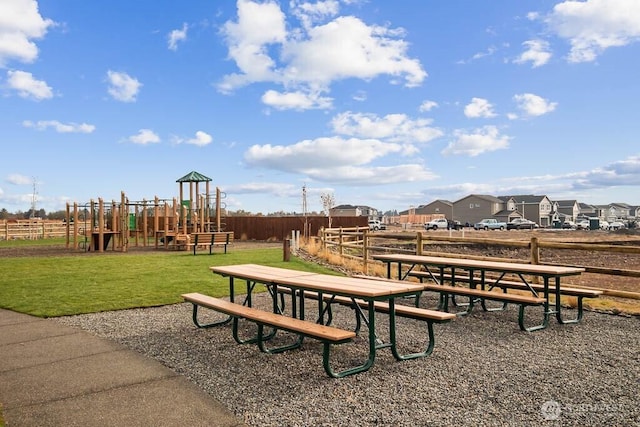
[{"xmin": 319, "ymin": 227, "xmax": 640, "ymax": 301}]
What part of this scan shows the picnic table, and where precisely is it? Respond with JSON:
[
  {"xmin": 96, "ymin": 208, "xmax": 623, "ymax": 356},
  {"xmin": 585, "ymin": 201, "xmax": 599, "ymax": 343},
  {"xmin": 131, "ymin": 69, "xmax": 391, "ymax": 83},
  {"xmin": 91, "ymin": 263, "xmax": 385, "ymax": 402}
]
[
  {"xmin": 372, "ymin": 254, "xmax": 589, "ymax": 332},
  {"xmin": 183, "ymin": 264, "xmax": 453, "ymax": 377}
]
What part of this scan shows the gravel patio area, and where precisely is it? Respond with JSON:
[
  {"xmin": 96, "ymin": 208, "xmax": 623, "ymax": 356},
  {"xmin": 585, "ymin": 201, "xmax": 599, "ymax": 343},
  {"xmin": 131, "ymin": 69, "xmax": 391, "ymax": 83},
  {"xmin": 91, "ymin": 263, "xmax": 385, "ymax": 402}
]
[{"xmin": 54, "ymin": 291, "xmax": 640, "ymax": 426}]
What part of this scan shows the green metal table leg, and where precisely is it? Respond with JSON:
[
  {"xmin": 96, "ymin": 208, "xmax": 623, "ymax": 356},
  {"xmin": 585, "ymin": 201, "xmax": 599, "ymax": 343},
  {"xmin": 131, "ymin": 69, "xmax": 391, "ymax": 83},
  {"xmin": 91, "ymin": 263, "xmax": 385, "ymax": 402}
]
[
  {"xmin": 324, "ymin": 301, "xmax": 376, "ymax": 378},
  {"xmin": 555, "ymin": 277, "xmax": 583, "ymax": 324},
  {"xmin": 520, "ymin": 276, "xmax": 551, "ymax": 331},
  {"xmin": 256, "ymin": 323, "xmax": 303, "ymax": 353},
  {"xmin": 190, "ymin": 303, "xmax": 232, "ymax": 328}
]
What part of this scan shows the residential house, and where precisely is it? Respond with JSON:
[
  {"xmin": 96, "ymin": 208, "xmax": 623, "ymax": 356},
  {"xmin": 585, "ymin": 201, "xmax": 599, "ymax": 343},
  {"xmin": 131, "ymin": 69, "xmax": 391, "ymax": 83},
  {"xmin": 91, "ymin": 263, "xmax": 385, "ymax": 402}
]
[
  {"xmin": 500, "ymin": 195, "xmax": 554, "ymax": 227},
  {"xmin": 607, "ymin": 203, "xmax": 634, "ymax": 221},
  {"xmin": 395, "ymin": 202, "xmax": 449, "ymax": 225},
  {"xmin": 552, "ymin": 200, "xmax": 580, "ymax": 225},
  {"xmin": 452, "ymin": 194, "xmax": 511, "ymax": 226},
  {"xmin": 330, "ymin": 204, "xmax": 378, "ymax": 219},
  {"xmin": 578, "ymin": 203, "xmax": 598, "ymax": 219}
]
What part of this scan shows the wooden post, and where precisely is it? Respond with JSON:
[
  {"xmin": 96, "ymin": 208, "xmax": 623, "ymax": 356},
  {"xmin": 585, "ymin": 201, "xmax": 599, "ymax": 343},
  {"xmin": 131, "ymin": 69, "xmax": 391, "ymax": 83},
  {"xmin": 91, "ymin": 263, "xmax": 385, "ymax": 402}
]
[
  {"xmin": 362, "ymin": 231, "xmax": 369, "ymax": 275},
  {"xmin": 142, "ymin": 199, "xmax": 148, "ymax": 247},
  {"xmin": 111, "ymin": 199, "xmax": 117, "ymax": 251},
  {"xmin": 283, "ymin": 238, "xmax": 291, "ymax": 261},
  {"xmin": 73, "ymin": 203, "xmax": 79, "ymax": 250},
  {"xmin": 98, "ymin": 198, "xmax": 104, "ymax": 252},
  {"xmin": 216, "ymin": 187, "xmax": 221, "ymax": 231},
  {"xmin": 416, "ymin": 232, "xmax": 423, "ymax": 255},
  {"xmin": 163, "ymin": 202, "xmax": 169, "ymax": 249},
  {"xmin": 154, "ymin": 196, "xmax": 159, "ymax": 249},
  {"xmin": 120, "ymin": 192, "xmax": 127, "ymax": 252},
  {"xmin": 65, "ymin": 203, "xmax": 71, "ymax": 248},
  {"xmin": 530, "ymin": 236, "xmax": 540, "ymax": 284}
]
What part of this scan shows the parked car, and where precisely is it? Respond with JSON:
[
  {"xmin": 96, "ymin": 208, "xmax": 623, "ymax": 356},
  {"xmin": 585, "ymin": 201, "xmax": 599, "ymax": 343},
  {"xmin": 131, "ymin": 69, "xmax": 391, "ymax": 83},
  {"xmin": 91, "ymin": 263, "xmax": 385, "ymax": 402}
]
[
  {"xmin": 448, "ymin": 220, "xmax": 463, "ymax": 230},
  {"xmin": 609, "ymin": 221, "xmax": 626, "ymax": 230},
  {"xmin": 506, "ymin": 218, "xmax": 539, "ymax": 230},
  {"xmin": 473, "ymin": 218, "xmax": 507, "ymax": 230},
  {"xmin": 576, "ymin": 220, "xmax": 590, "ymax": 230},
  {"xmin": 562, "ymin": 221, "xmax": 576, "ymax": 229},
  {"xmin": 368, "ymin": 220, "xmax": 386, "ymax": 231},
  {"xmin": 424, "ymin": 218, "xmax": 449, "ymax": 230},
  {"xmin": 599, "ymin": 220, "xmax": 609, "ymax": 230}
]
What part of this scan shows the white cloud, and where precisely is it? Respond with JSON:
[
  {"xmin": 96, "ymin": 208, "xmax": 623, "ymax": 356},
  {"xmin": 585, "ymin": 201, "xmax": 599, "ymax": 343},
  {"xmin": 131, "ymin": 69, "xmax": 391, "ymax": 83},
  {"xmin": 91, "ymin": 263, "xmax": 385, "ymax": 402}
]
[
  {"xmin": 22, "ymin": 120, "xmax": 95, "ymax": 133},
  {"xmin": 419, "ymin": 100, "xmax": 438, "ymax": 112},
  {"xmin": 187, "ymin": 131, "xmax": 212, "ymax": 146},
  {"xmin": 514, "ymin": 39, "xmax": 552, "ymax": 67},
  {"xmin": 6, "ymin": 69, "xmax": 52, "ymax": 100},
  {"xmin": 464, "ymin": 97, "xmax": 497, "ymax": 118},
  {"xmin": 302, "ymin": 164, "xmax": 437, "ymax": 185},
  {"xmin": 243, "ymin": 135, "xmax": 436, "ymax": 185},
  {"xmin": 0, "ymin": 0, "xmax": 54, "ymax": 66},
  {"xmin": 106, "ymin": 70, "xmax": 141, "ymax": 102},
  {"xmin": 352, "ymin": 90, "xmax": 367, "ymax": 102},
  {"xmin": 172, "ymin": 131, "xmax": 213, "ymax": 146},
  {"xmin": 227, "ymin": 181, "xmax": 299, "ymax": 197},
  {"xmin": 261, "ymin": 89, "xmax": 333, "ymax": 110},
  {"xmin": 513, "ymin": 93, "xmax": 557, "ymax": 117},
  {"xmin": 442, "ymin": 125, "xmax": 510, "ymax": 157},
  {"xmin": 127, "ymin": 129, "xmax": 160, "ymax": 145},
  {"xmin": 282, "ymin": 16, "xmax": 426, "ymax": 88},
  {"xmin": 245, "ymin": 136, "xmax": 401, "ymax": 170},
  {"xmin": 5, "ymin": 173, "xmax": 32, "ymax": 185},
  {"xmin": 218, "ymin": 0, "xmax": 287, "ymax": 93},
  {"xmin": 331, "ymin": 111, "xmax": 443, "ymax": 143},
  {"xmin": 573, "ymin": 155, "xmax": 640, "ymax": 189},
  {"xmin": 544, "ymin": 0, "xmax": 640, "ymax": 63},
  {"xmin": 290, "ymin": 0, "xmax": 340, "ymax": 29},
  {"xmin": 218, "ymin": 1, "xmax": 426, "ymax": 109},
  {"xmin": 168, "ymin": 23, "xmax": 188, "ymax": 51}
]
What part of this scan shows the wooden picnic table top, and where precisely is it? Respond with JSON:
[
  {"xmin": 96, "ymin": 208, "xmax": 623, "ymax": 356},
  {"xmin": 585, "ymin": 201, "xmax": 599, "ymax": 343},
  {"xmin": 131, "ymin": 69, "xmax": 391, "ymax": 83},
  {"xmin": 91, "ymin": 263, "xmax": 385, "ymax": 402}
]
[
  {"xmin": 373, "ymin": 254, "xmax": 585, "ymax": 277},
  {"xmin": 211, "ymin": 264, "xmax": 318, "ymax": 282},
  {"xmin": 210, "ymin": 264, "xmax": 424, "ymax": 299}
]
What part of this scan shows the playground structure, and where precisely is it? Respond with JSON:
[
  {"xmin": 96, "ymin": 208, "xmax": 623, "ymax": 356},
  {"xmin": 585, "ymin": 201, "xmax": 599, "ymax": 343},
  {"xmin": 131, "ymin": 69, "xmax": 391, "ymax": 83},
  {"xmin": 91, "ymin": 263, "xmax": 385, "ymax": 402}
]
[{"xmin": 65, "ymin": 171, "xmax": 228, "ymax": 252}]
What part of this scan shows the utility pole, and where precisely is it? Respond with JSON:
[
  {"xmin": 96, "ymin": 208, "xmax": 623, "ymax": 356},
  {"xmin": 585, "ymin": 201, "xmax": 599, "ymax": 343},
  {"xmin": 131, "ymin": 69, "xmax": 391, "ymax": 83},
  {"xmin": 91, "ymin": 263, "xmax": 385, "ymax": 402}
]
[
  {"xmin": 30, "ymin": 177, "xmax": 38, "ymax": 218},
  {"xmin": 302, "ymin": 184, "xmax": 308, "ymax": 238}
]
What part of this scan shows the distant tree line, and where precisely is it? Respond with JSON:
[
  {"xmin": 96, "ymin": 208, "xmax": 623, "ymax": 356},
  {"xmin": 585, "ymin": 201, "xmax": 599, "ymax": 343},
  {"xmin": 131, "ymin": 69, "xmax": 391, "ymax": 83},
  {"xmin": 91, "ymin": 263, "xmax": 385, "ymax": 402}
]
[{"xmin": 0, "ymin": 208, "xmax": 67, "ymax": 220}]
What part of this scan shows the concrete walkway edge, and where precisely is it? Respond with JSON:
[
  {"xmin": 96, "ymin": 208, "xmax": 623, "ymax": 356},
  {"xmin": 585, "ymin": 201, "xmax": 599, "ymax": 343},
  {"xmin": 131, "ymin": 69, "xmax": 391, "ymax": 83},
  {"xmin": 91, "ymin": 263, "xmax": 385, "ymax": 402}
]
[{"xmin": 0, "ymin": 308, "xmax": 246, "ymax": 427}]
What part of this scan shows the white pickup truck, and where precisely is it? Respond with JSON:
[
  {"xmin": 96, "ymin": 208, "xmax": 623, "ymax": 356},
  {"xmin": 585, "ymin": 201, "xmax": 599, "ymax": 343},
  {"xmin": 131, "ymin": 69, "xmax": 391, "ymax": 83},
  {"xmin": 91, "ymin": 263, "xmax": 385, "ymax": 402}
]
[
  {"xmin": 368, "ymin": 219, "xmax": 386, "ymax": 231},
  {"xmin": 424, "ymin": 218, "xmax": 449, "ymax": 230},
  {"xmin": 473, "ymin": 218, "xmax": 506, "ymax": 230}
]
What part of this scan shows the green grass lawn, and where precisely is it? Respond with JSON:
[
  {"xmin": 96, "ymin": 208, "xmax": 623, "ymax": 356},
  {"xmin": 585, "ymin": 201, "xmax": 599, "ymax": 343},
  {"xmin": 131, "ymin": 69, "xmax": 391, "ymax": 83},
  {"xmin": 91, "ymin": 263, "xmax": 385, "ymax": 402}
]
[{"xmin": 0, "ymin": 242, "xmax": 336, "ymax": 317}]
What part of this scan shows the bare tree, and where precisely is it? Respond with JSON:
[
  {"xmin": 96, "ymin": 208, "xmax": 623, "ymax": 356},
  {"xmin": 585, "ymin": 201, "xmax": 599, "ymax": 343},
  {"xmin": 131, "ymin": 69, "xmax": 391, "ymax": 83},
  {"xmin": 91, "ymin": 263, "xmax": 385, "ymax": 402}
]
[{"xmin": 320, "ymin": 192, "xmax": 335, "ymax": 228}]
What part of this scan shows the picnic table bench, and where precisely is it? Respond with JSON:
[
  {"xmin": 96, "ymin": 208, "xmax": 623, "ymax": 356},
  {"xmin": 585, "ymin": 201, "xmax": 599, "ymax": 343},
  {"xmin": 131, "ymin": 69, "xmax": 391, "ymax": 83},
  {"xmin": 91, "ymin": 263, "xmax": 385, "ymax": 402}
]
[
  {"xmin": 186, "ymin": 264, "xmax": 450, "ymax": 377},
  {"xmin": 407, "ymin": 271, "xmax": 601, "ymax": 322},
  {"xmin": 182, "ymin": 293, "xmax": 355, "ymax": 377},
  {"xmin": 373, "ymin": 253, "xmax": 585, "ymax": 332},
  {"xmin": 187, "ymin": 231, "xmax": 233, "ymax": 255},
  {"xmin": 276, "ymin": 286, "xmax": 455, "ymax": 358}
]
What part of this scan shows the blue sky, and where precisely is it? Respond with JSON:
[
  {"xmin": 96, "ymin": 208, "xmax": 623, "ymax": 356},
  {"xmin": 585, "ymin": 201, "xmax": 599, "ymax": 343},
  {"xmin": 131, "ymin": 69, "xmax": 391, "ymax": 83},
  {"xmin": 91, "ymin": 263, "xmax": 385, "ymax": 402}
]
[{"xmin": 1, "ymin": 0, "xmax": 639, "ymax": 215}]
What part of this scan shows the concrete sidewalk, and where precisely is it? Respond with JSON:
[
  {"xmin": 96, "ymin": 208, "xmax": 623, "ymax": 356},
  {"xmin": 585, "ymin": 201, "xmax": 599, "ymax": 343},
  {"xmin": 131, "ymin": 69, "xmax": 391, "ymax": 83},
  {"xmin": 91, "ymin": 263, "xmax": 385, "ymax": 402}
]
[{"xmin": 0, "ymin": 309, "xmax": 245, "ymax": 427}]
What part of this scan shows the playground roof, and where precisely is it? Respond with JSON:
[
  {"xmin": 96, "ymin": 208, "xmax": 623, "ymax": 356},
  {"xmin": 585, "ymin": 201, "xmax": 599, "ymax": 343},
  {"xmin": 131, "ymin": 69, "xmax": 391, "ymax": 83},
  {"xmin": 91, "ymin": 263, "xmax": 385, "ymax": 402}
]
[{"xmin": 176, "ymin": 171, "xmax": 212, "ymax": 183}]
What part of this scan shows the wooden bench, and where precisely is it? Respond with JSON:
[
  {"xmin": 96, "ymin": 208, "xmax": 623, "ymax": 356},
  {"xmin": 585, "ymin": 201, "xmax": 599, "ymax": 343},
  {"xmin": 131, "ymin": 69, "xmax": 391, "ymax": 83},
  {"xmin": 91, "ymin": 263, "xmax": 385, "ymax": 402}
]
[
  {"xmin": 275, "ymin": 285, "xmax": 454, "ymax": 359},
  {"xmin": 188, "ymin": 232, "xmax": 233, "ymax": 255},
  {"xmin": 377, "ymin": 272, "xmax": 546, "ymax": 331},
  {"xmin": 182, "ymin": 293, "xmax": 356, "ymax": 378},
  {"xmin": 407, "ymin": 270, "xmax": 601, "ymax": 322},
  {"xmin": 277, "ymin": 287, "xmax": 454, "ymax": 323}
]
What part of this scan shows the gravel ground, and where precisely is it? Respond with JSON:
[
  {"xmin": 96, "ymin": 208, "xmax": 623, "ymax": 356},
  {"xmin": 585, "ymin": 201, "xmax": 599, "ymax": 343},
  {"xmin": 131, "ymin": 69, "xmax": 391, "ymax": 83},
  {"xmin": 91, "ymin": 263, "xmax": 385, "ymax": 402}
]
[{"xmin": 55, "ymin": 293, "xmax": 640, "ymax": 426}]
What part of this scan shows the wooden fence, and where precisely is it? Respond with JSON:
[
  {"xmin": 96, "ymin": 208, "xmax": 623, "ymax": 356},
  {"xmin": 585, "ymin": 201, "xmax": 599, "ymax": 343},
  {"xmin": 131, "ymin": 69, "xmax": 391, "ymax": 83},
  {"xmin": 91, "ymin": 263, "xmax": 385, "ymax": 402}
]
[
  {"xmin": 0, "ymin": 216, "xmax": 368, "ymax": 242},
  {"xmin": 1, "ymin": 220, "xmax": 67, "ymax": 240},
  {"xmin": 319, "ymin": 227, "xmax": 640, "ymax": 300}
]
